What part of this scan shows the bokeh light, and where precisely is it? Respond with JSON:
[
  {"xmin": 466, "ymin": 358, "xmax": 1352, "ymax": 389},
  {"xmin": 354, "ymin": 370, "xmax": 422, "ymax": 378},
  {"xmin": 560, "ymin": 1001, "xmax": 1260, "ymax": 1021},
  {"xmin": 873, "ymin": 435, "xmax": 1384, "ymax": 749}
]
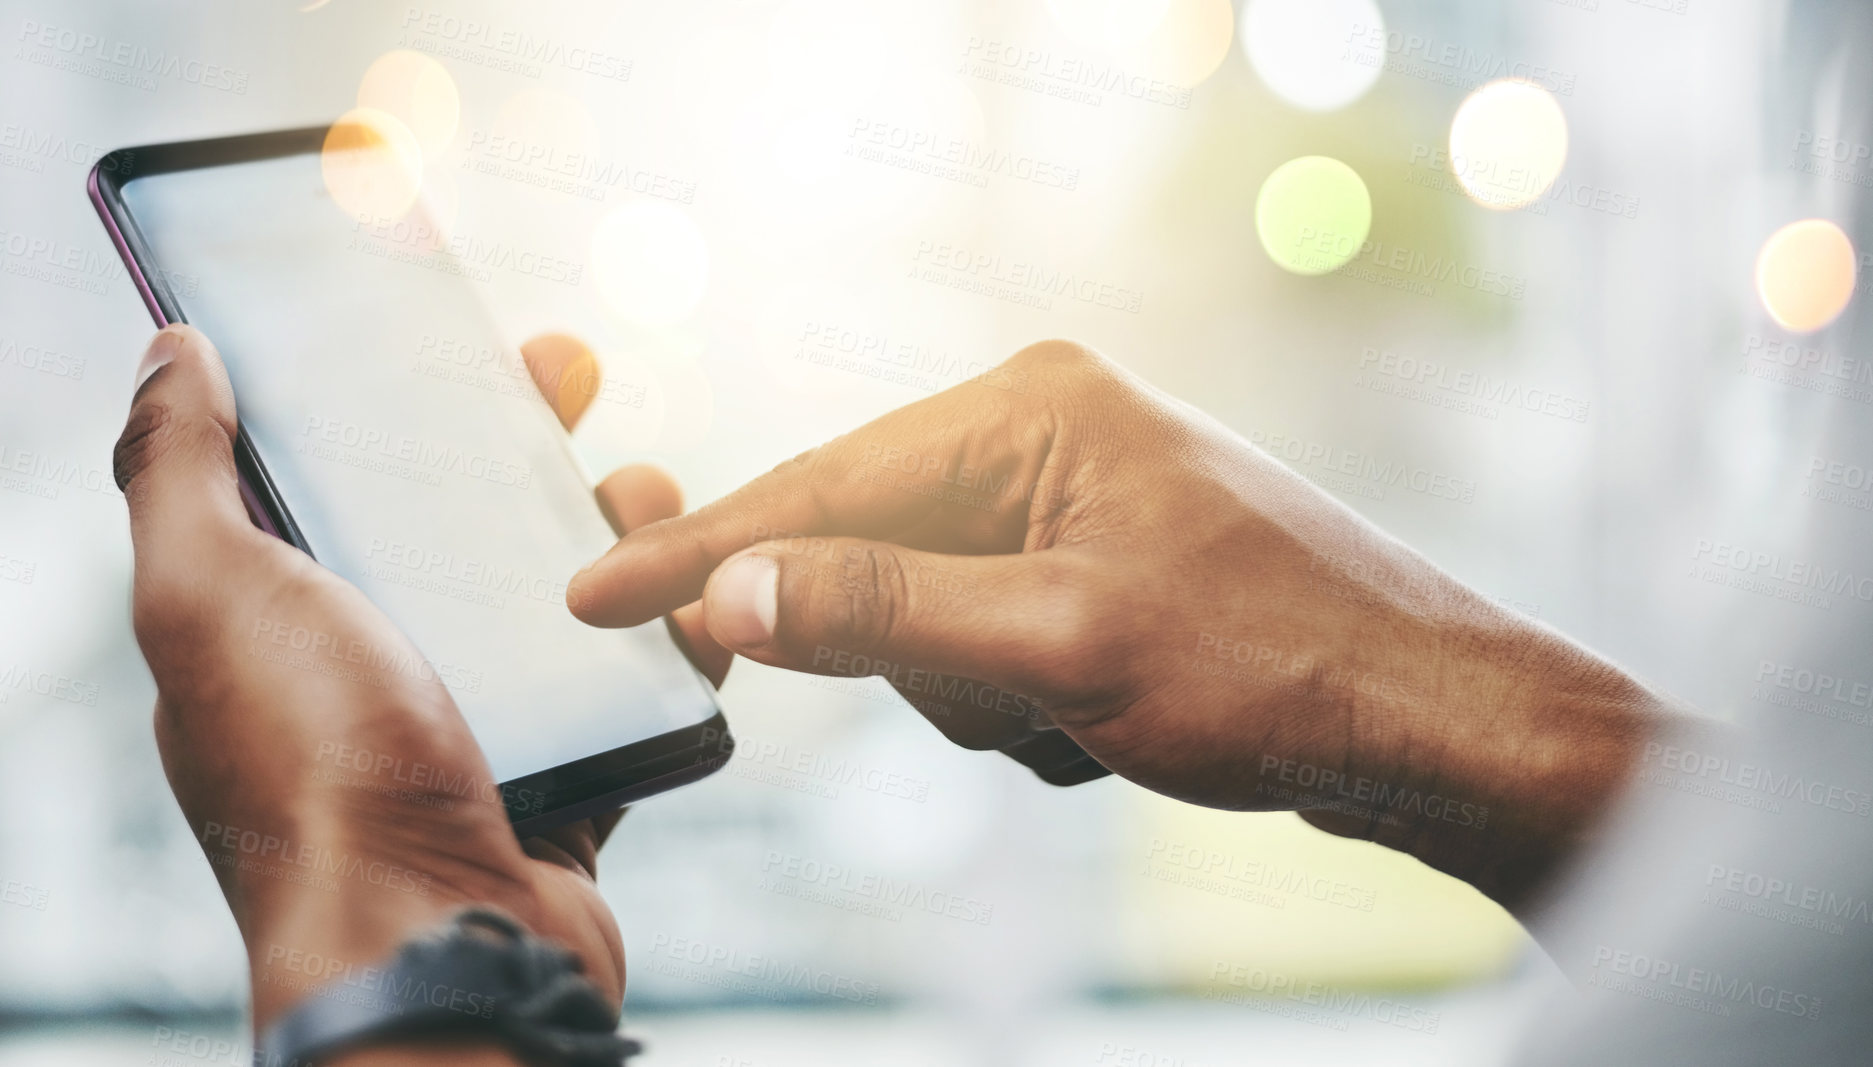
[
  {"xmin": 1255, "ymin": 156, "xmax": 1371, "ymax": 276},
  {"xmin": 356, "ymin": 50, "xmax": 459, "ymax": 156},
  {"xmin": 320, "ymin": 107, "xmax": 424, "ymax": 220},
  {"xmin": 1240, "ymin": 0, "xmax": 1384, "ymax": 112},
  {"xmin": 1447, "ymin": 79, "xmax": 1568, "ymax": 211},
  {"xmin": 1755, "ymin": 219, "xmax": 1857, "ymax": 333},
  {"xmin": 590, "ymin": 202, "xmax": 710, "ymax": 326},
  {"xmin": 1134, "ymin": 0, "xmax": 1236, "ymax": 87}
]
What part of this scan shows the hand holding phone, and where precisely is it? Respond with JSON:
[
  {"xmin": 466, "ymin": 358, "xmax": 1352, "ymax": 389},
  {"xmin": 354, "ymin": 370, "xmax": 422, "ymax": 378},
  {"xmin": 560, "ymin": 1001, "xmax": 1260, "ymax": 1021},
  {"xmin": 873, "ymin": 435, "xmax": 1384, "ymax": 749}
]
[
  {"xmin": 113, "ymin": 323, "xmax": 724, "ymax": 1030},
  {"xmin": 93, "ymin": 128, "xmax": 732, "ymax": 833}
]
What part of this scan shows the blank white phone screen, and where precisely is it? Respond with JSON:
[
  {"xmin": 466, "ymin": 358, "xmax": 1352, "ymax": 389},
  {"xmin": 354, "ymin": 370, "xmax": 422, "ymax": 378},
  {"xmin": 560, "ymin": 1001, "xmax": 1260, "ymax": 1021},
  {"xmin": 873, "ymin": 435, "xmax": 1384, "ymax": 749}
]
[{"xmin": 120, "ymin": 152, "xmax": 717, "ymax": 785}]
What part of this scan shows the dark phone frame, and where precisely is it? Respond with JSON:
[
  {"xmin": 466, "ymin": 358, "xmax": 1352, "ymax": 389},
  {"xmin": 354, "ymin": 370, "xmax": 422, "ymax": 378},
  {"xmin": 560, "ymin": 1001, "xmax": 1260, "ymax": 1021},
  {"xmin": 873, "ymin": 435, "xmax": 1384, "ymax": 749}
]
[{"xmin": 90, "ymin": 125, "xmax": 733, "ymax": 838}]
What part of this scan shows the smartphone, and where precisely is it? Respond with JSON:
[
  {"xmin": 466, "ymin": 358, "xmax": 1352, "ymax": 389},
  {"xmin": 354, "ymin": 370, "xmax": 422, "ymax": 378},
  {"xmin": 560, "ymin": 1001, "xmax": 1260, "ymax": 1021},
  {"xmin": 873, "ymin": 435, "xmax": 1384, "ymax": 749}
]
[{"xmin": 89, "ymin": 126, "xmax": 732, "ymax": 836}]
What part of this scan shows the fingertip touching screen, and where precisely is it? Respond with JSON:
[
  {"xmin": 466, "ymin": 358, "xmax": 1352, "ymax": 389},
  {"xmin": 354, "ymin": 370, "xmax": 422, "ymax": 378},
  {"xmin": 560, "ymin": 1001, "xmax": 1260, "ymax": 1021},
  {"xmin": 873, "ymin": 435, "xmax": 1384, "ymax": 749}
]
[{"xmin": 118, "ymin": 151, "xmax": 718, "ymax": 785}]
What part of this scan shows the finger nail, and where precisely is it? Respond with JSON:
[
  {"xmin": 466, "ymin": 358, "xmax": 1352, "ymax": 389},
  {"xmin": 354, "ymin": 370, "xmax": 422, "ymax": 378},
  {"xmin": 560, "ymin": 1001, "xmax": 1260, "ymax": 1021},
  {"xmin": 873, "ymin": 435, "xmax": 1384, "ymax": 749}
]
[
  {"xmin": 133, "ymin": 329, "xmax": 183, "ymax": 395},
  {"xmin": 709, "ymin": 553, "xmax": 778, "ymax": 649}
]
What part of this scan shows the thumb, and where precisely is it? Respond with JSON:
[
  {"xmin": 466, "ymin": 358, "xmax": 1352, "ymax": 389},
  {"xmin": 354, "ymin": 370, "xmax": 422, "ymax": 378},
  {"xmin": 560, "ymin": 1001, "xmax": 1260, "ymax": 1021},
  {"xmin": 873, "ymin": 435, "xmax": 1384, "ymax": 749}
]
[
  {"xmin": 700, "ymin": 538, "xmax": 1091, "ymax": 697},
  {"xmin": 114, "ymin": 325, "xmax": 273, "ymax": 657}
]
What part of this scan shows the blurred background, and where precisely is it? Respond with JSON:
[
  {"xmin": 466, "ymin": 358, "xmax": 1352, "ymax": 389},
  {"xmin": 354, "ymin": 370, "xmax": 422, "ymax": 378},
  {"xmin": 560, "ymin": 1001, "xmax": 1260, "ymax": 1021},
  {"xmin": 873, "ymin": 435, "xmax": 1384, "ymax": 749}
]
[{"xmin": 2, "ymin": 0, "xmax": 1868, "ymax": 1063}]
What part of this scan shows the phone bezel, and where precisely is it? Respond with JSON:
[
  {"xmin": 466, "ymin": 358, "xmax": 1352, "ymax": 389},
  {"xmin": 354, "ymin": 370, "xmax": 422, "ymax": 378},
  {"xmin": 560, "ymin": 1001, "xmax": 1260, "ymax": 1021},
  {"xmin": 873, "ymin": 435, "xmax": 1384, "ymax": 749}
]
[{"xmin": 89, "ymin": 125, "xmax": 734, "ymax": 837}]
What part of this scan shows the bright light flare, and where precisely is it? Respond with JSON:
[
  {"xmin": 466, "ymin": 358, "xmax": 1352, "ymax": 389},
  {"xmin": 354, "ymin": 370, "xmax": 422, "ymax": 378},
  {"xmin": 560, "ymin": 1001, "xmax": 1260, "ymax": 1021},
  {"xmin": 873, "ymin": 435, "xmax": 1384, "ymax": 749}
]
[
  {"xmin": 1755, "ymin": 219, "xmax": 1857, "ymax": 333},
  {"xmin": 1448, "ymin": 79, "xmax": 1568, "ymax": 211},
  {"xmin": 357, "ymin": 50, "xmax": 459, "ymax": 155},
  {"xmin": 321, "ymin": 108, "xmax": 424, "ymax": 220},
  {"xmin": 1240, "ymin": 0, "xmax": 1384, "ymax": 112},
  {"xmin": 1136, "ymin": 0, "xmax": 1236, "ymax": 88}
]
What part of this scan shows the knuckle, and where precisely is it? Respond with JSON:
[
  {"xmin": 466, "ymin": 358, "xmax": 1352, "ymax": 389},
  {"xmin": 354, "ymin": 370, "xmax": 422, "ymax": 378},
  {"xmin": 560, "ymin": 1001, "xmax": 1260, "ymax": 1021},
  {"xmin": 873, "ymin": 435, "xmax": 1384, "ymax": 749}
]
[
  {"xmin": 1009, "ymin": 338, "xmax": 1104, "ymax": 372},
  {"xmin": 112, "ymin": 400, "xmax": 174, "ymax": 494},
  {"xmin": 814, "ymin": 543, "xmax": 909, "ymax": 654},
  {"xmin": 113, "ymin": 401, "xmax": 237, "ymax": 502},
  {"xmin": 1020, "ymin": 557, "xmax": 1123, "ymax": 694}
]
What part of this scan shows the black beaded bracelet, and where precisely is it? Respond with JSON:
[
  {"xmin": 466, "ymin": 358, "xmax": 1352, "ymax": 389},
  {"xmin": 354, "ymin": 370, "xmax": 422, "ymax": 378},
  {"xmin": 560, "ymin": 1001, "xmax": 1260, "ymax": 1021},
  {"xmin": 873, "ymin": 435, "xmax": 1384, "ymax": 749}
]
[{"xmin": 256, "ymin": 909, "xmax": 640, "ymax": 1066}]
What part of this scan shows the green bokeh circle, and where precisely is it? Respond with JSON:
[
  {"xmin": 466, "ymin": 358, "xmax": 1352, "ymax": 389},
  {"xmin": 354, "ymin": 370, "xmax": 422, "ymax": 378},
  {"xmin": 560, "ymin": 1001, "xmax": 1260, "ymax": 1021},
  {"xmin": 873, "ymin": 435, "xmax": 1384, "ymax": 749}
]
[{"xmin": 1255, "ymin": 156, "xmax": 1373, "ymax": 277}]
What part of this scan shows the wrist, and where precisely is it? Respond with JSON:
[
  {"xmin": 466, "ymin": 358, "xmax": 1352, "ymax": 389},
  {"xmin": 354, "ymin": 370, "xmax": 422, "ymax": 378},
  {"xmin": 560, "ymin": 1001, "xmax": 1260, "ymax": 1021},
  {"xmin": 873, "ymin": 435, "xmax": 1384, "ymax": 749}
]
[
  {"xmin": 246, "ymin": 887, "xmax": 470, "ymax": 1030},
  {"xmin": 237, "ymin": 818, "xmax": 540, "ymax": 1031},
  {"xmin": 1346, "ymin": 602, "xmax": 1672, "ymax": 916}
]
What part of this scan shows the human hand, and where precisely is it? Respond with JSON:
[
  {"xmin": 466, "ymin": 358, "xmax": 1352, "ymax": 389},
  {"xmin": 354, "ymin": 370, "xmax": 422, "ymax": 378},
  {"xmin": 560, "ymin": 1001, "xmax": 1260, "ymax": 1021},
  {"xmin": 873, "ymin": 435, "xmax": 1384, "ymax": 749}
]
[
  {"xmin": 112, "ymin": 324, "xmax": 727, "ymax": 1037},
  {"xmin": 566, "ymin": 340, "xmax": 1670, "ymax": 914}
]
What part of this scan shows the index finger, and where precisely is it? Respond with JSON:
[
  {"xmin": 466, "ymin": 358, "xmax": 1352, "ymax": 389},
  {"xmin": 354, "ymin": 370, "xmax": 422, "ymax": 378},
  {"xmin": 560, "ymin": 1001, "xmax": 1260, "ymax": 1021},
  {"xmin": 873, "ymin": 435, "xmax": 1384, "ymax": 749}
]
[{"xmin": 566, "ymin": 377, "xmax": 1048, "ymax": 628}]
